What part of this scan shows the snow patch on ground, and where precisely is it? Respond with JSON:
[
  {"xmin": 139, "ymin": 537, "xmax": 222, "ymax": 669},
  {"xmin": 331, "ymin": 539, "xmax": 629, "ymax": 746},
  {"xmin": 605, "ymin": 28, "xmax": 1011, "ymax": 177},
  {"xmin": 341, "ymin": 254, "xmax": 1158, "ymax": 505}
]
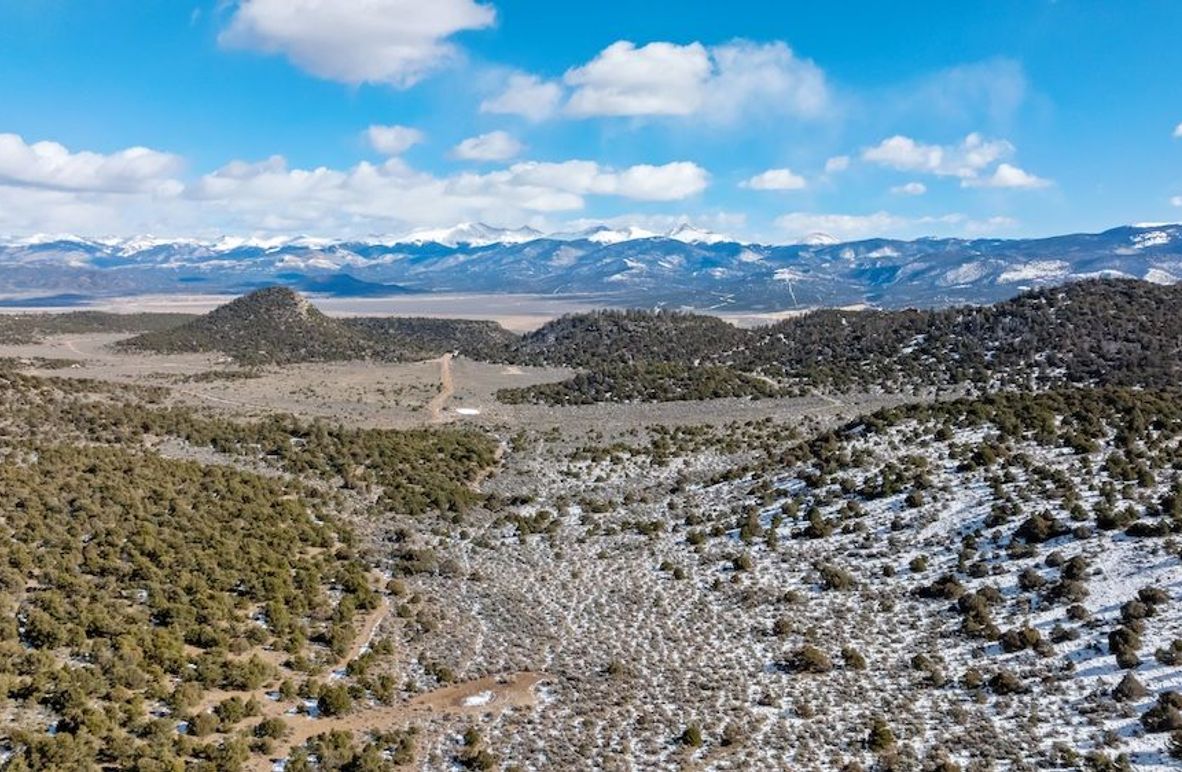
[
  {"xmin": 1145, "ymin": 267, "xmax": 1180, "ymax": 285},
  {"xmin": 997, "ymin": 260, "xmax": 1070, "ymax": 284},
  {"xmin": 461, "ymin": 690, "xmax": 496, "ymax": 707},
  {"xmin": 939, "ymin": 261, "xmax": 988, "ymax": 286},
  {"xmin": 1133, "ymin": 231, "xmax": 1172, "ymax": 249}
]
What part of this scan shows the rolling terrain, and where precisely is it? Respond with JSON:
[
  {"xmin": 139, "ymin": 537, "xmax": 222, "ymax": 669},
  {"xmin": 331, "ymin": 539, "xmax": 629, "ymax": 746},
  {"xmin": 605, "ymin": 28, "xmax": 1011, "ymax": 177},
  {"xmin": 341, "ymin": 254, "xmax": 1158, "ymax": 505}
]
[
  {"xmin": 119, "ymin": 278, "xmax": 1182, "ymax": 405},
  {"xmin": 0, "ymin": 276, "xmax": 1180, "ymax": 770}
]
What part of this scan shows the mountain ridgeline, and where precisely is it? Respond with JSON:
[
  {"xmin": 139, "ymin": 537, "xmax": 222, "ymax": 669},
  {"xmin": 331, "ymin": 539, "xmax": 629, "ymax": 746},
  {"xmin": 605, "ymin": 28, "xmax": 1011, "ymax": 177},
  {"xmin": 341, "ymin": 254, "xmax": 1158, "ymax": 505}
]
[
  {"xmin": 3, "ymin": 223, "xmax": 1182, "ymax": 309},
  {"xmin": 120, "ymin": 279, "xmax": 1182, "ymax": 403}
]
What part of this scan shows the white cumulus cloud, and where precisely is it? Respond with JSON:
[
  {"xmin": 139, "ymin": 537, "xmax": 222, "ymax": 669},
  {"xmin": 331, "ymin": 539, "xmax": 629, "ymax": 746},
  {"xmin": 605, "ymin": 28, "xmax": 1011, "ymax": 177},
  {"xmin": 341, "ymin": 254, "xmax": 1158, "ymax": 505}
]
[
  {"xmin": 1169, "ymin": 195, "xmax": 1182, "ymax": 207},
  {"xmin": 862, "ymin": 133, "xmax": 1013, "ymax": 179},
  {"xmin": 365, "ymin": 125, "xmax": 424, "ymax": 156},
  {"xmin": 186, "ymin": 156, "xmax": 709, "ymax": 231},
  {"xmin": 452, "ymin": 131, "xmax": 523, "ymax": 161},
  {"xmin": 963, "ymin": 163, "xmax": 1051, "ymax": 189},
  {"xmin": 0, "ymin": 133, "xmax": 710, "ymax": 237},
  {"xmin": 824, "ymin": 155, "xmax": 850, "ymax": 174},
  {"xmin": 564, "ymin": 41, "xmax": 711, "ymax": 117},
  {"xmin": 741, "ymin": 168, "xmax": 806, "ymax": 190},
  {"xmin": 181, "ymin": 156, "xmax": 708, "ymax": 233},
  {"xmin": 481, "ymin": 73, "xmax": 563, "ymax": 121},
  {"xmin": 219, "ymin": 0, "xmax": 495, "ymax": 87},
  {"xmin": 891, "ymin": 181, "xmax": 927, "ymax": 196},
  {"xmin": 502, "ymin": 160, "xmax": 708, "ymax": 201},
  {"xmin": 774, "ymin": 210, "xmax": 1015, "ymax": 242},
  {"xmin": 1174, "ymin": 123, "xmax": 1182, "ymax": 139},
  {"xmin": 0, "ymin": 133, "xmax": 182, "ymax": 194},
  {"xmin": 562, "ymin": 39, "xmax": 828, "ymax": 122},
  {"xmin": 609, "ymin": 162, "xmax": 709, "ymax": 200}
]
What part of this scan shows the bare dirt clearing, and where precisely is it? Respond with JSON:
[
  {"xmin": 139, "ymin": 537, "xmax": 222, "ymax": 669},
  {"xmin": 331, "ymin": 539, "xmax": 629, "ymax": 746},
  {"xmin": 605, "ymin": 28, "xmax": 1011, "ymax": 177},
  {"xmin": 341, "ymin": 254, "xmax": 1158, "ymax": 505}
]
[
  {"xmin": 0, "ymin": 333, "xmax": 916, "ymax": 434},
  {"xmin": 0, "ymin": 333, "xmax": 569, "ymax": 428}
]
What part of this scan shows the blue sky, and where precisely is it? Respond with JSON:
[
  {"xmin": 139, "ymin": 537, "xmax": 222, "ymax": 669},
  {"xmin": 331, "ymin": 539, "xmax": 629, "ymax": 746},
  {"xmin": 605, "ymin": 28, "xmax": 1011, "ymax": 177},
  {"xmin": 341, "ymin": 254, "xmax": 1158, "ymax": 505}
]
[{"xmin": 0, "ymin": 0, "xmax": 1180, "ymax": 242}]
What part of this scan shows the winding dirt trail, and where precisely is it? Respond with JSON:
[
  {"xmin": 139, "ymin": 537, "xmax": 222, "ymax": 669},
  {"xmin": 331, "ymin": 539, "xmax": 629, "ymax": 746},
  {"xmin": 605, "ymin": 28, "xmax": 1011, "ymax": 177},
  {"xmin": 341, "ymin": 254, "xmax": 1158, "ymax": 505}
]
[
  {"xmin": 247, "ymin": 671, "xmax": 548, "ymax": 770},
  {"xmin": 346, "ymin": 594, "xmax": 391, "ymax": 663},
  {"xmin": 171, "ymin": 387, "xmax": 270, "ymax": 411},
  {"xmin": 426, "ymin": 353, "xmax": 454, "ymax": 424},
  {"xmin": 190, "ymin": 588, "xmax": 392, "ymax": 716}
]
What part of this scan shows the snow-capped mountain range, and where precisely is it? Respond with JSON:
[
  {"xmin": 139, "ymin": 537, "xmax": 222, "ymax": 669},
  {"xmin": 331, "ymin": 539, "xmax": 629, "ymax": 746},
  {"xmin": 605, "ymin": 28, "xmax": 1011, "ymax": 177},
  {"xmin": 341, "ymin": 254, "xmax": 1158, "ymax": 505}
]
[
  {"xmin": 1, "ymin": 223, "xmax": 1180, "ymax": 311},
  {"xmin": 8, "ymin": 222, "xmax": 735, "ymax": 252}
]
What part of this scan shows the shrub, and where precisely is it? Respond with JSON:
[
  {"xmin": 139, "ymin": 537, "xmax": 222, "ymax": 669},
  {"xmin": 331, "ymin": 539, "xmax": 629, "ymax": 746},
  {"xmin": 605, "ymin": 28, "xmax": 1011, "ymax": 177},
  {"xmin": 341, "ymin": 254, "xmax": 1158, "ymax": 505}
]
[
  {"xmin": 1015, "ymin": 512, "xmax": 1069, "ymax": 543},
  {"xmin": 842, "ymin": 646, "xmax": 867, "ymax": 670},
  {"xmin": 1018, "ymin": 567, "xmax": 1047, "ymax": 591},
  {"xmin": 788, "ymin": 645, "xmax": 833, "ymax": 674},
  {"xmin": 818, "ymin": 564, "xmax": 856, "ymax": 591},
  {"xmin": 1113, "ymin": 673, "xmax": 1148, "ymax": 702},
  {"xmin": 1142, "ymin": 693, "xmax": 1182, "ymax": 733},
  {"xmin": 866, "ymin": 716, "xmax": 896, "ymax": 752},
  {"xmin": 989, "ymin": 669, "xmax": 1024, "ymax": 695},
  {"xmin": 317, "ymin": 684, "xmax": 353, "ymax": 717},
  {"xmin": 1109, "ymin": 626, "xmax": 1142, "ymax": 669},
  {"xmin": 919, "ymin": 574, "xmax": 964, "ymax": 600},
  {"xmin": 1000, "ymin": 626, "xmax": 1042, "ymax": 653},
  {"xmin": 680, "ymin": 723, "xmax": 703, "ymax": 748}
]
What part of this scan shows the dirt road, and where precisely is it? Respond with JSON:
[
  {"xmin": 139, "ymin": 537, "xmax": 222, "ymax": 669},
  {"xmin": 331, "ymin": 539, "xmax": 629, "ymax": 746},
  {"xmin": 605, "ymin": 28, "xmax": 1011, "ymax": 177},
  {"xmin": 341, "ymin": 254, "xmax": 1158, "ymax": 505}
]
[{"xmin": 426, "ymin": 353, "xmax": 454, "ymax": 424}]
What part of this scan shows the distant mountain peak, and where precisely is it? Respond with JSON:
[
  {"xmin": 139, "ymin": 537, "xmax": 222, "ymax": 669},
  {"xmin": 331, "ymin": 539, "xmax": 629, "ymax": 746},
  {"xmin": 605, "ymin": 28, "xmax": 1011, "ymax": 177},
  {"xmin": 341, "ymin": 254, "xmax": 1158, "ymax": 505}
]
[
  {"xmin": 665, "ymin": 223, "xmax": 731, "ymax": 245},
  {"xmin": 552, "ymin": 222, "xmax": 731, "ymax": 245},
  {"xmin": 399, "ymin": 222, "xmax": 544, "ymax": 247},
  {"xmin": 800, "ymin": 232, "xmax": 840, "ymax": 246}
]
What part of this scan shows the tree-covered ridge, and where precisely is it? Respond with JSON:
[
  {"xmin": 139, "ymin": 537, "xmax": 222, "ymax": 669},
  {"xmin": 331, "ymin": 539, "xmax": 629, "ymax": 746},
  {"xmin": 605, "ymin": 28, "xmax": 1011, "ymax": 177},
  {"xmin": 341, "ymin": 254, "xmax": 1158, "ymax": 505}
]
[
  {"xmin": 509, "ymin": 309, "xmax": 749, "ymax": 369},
  {"xmin": 120, "ymin": 286, "xmax": 523, "ymax": 366},
  {"xmin": 743, "ymin": 278, "xmax": 1182, "ymax": 390},
  {"xmin": 343, "ymin": 316, "xmax": 518, "ymax": 362},
  {"xmin": 497, "ymin": 362, "xmax": 784, "ymax": 405},
  {"xmin": 499, "ymin": 279, "xmax": 1182, "ymax": 403},
  {"xmin": 0, "ymin": 311, "xmax": 194, "ymax": 345},
  {"xmin": 114, "ymin": 278, "xmax": 1182, "ymax": 402}
]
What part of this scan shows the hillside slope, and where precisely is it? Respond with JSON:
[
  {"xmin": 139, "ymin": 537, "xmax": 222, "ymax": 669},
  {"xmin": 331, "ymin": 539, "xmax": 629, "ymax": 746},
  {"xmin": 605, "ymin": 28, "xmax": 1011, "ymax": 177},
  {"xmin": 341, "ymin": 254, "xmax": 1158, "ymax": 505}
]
[
  {"xmin": 122, "ymin": 286, "xmax": 521, "ymax": 365},
  {"xmin": 498, "ymin": 279, "xmax": 1182, "ymax": 403},
  {"xmin": 511, "ymin": 309, "xmax": 749, "ymax": 369},
  {"xmin": 343, "ymin": 316, "xmax": 518, "ymax": 361},
  {"xmin": 121, "ymin": 286, "xmax": 376, "ymax": 364},
  {"xmin": 744, "ymin": 278, "xmax": 1182, "ymax": 390}
]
